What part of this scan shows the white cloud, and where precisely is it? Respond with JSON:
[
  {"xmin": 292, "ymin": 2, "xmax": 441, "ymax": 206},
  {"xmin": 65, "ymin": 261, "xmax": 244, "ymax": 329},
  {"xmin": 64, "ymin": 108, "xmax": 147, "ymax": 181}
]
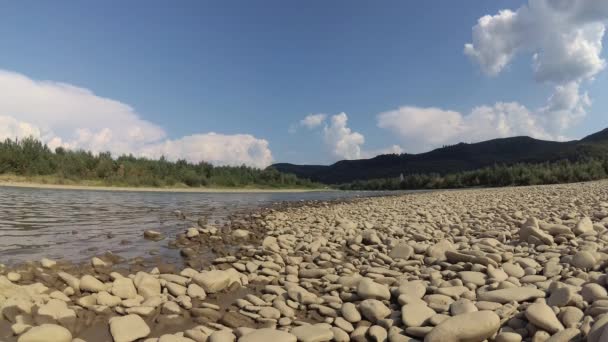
[
  {"xmin": 323, "ymin": 113, "xmax": 365, "ymax": 160},
  {"xmin": 0, "ymin": 115, "xmax": 42, "ymax": 141},
  {"xmin": 377, "ymin": 102, "xmax": 553, "ymax": 152},
  {"xmin": 0, "ymin": 69, "xmax": 273, "ymax": 167},
  {"xmin": 297, "ymin": 112, "xmax": 404, "ymax": 160},
  {"xmin": 538, "ymin": 81, "xmax": 591, "ymax": 132},
  {"xmin": 464, "ymin": 0, "xmax": 608, "ymax": 134},
  {"xmin": 464, "ymin": 9, "xmax": 522, "ymax": 77},
  {"xmin": 464, "ymin": 0, "xmax": 607, "ymax": 82},
  {"xmin": 377, "ymin": 107, "xmax": 465, "ymax": 147},
  {"xmin": 139, "ymin": 133, "xmax": 273, "ymax": 168},
  {"xmin": 300, "ymin": 113, "xmax": 327, "ymax": 129}
]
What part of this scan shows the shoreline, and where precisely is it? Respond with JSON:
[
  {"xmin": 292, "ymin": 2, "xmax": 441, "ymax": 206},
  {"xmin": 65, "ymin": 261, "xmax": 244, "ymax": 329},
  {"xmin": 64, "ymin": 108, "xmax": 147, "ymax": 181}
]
[
  {"xmin": 0, "ymin": 180, "xmax": 330, "ymax": 193},
  {"xmin": 2, "ymin": 181, "xmax": 607, "ymax": 341}
]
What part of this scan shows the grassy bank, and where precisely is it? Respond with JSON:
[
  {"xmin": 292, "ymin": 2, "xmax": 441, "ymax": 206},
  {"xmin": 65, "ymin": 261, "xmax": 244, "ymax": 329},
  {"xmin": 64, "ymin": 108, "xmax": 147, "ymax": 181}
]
[{"xmin": 0, "ymin": 137, "xmax": 322, "ymax": 190}]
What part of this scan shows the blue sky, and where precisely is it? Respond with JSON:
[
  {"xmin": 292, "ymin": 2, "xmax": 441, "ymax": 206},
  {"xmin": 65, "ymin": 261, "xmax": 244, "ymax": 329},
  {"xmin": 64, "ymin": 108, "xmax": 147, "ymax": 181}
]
[{"xmin": 0, "ymin": 0, "xmax": 607, "ymax": 166}]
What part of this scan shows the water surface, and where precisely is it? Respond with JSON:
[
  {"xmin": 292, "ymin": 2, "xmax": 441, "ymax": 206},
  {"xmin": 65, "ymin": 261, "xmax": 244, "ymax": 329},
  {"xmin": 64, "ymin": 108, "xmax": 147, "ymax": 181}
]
[{"xmin": 0, "ymin": 186, "xmax": 397, "ymax": 265}]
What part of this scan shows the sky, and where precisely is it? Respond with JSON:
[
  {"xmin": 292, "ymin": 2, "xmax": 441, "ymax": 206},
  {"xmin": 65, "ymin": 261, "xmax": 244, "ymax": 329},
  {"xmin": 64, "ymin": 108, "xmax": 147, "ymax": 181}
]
[{"xmin": 0, "ymin": 0, "xmax": 607, "ymax": 167}]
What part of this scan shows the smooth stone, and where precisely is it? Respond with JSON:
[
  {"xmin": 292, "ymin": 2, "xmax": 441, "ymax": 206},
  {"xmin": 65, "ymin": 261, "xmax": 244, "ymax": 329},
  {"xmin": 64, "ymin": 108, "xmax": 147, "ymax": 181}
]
[
  {"xmin": 341, "ymin": 302, "xmax": 362, "ymax": 323},
  {"xmin": 390, "ymin": 243, "xmax": 414, "ymax": 260},
  {"xmin": 209, "ymin": 330, "xmax": 236, "ymax": 342},
  {"xmin": 547, "ymin": 287, "xmax": 574, "ymax": 307},
  {"xmin": 559, "ymin": 307, "xmax": 584, "ymax": 328},
  {"xmin": 360, "ymin": 299, "xmax": 391, "ymax": 323},
  {"xmin": 426, "ymin": 240, "xmax": 453, "ymax": 261},
  {"xmin": 109, "ymin": 314, "xmax": 151, "ymax": 342},
  {"xmin": 424, "ymin": 311, "xmax": 500, "ymax": 342},
  {"xmin": 573, "ymin": 217, "xmax": 593, "ymax": 235},
  {"xmin": 193, "ymin": 270, "xmax": 240, "ymax": 294},
  {"xmin": 186, "ymin": 227, "xmax": 200, "ymax": 238},
  {"xmin": 144, "ymin": 230, "xmax": 164, "ymax": 240},
  {"xmin": 398, "ymin": 281, "xmax": 427, "ymax": 299},
  {"xmin": 588, "ymin": 314, "xmax": 608, "ymax": 342},
  {"xmin": 331, "ymin": 327, "xmax": 350, "ymax": 342},
  {"xmin": 80, "ymin": 275, "xmax": 106, "ymax": 293},
  {"xmin": 357, "ymin": 278, "xmax": 390, "ymax": 300},
  {"xmin": 450, "ymin": 299, "xmax": 478, "ymax": 316},
  {"xmin": 112, "ymin": 278, "xmax": 137, "ymax": 299},
  {"xmin": 7, "ymin": 272, "xmax": 21, "ymax": 282},
  {"xmin": 520, "ymin": 218, "xmax": 553, "ymax": 245},
  {"xmin": 458, "ymin": 272, "xmax": 486, "ymax": 286},
  {"xmin": 134, "ymin": 272, "xmax": 161, "ymax": 299},
  {"xmin": 97, "ymin": 291, "xmax": 122, "ymax": 307},
  {"xmin": 40, "ymin": 258, "xmax": 57, "ymax": 268},
  {"xmin": 290, "ymin": 325, "xmax": 334, "ymax": 342},
  {"xmin": 232, "ymin": 229, "xmax": 250, "ymax": 239},
  {"xmin": 525, "ymin": 302, "xmax": 565, "ymax": 334},
  {"xmin": 545, "ymin": 328, "xmax": 580, "ymax": 342},
  {"xmin": 502, "ymin": 263, "xmax": 525, "ymax": 278},
  {"xmin": 582, "ymin": 283, "xmax": 608, "ymax": 302},
  {"xmin": 570, "ymin": 251, "xmax": 596, "ymax": 269},
  {"xmin": 238, "ymin": 328, "xmax": 297, "ymax": 342},
  {"xmin": 478, "ymin": 287, "xmax": 545, "ymax": 303},
  {"xmin": 187, "ymin": 283, "xmax": 207, "ymax": 300},
  {"xmin": 368, "ymin": 325, "xmax": 388, "ymax": 341},
  {"xmin": 495, "ymin": 332, "xmax": 522, "ymax": 342},
  {"xmin": 402, "ymin": 302, "xmax": 435, "ymax": 327},
  {"xmin": 17, "ymin": 324, "xmax": 72, "ymax": 342}
]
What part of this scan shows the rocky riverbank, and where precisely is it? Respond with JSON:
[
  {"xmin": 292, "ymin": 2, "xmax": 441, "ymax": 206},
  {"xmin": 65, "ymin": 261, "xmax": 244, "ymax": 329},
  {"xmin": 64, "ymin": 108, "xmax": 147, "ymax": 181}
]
[{"xmin": 2, "ymin": 181, "xmax": 608, "ymax": 341}]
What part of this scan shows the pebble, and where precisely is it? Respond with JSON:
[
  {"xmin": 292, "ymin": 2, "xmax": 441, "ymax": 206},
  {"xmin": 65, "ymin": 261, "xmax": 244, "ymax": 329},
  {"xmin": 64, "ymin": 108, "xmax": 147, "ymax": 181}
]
[
  {"xmin": 357, "ymin": 278, "xmax": 390, "ymax": 300},
  {"xmin": 17, "ymin": 324, "xmax": 71, "ymax": 342},
  {"xmin": 109, "ymin": 314, "xmax": 151, "ymax": 342},
  {"xmin": 341, "ymin": 302, "xmax": 362, "ymax": 323},
  {"xmin": 478, "ymin": 287, "xmax": 545, "ymax": 303},
  {"xmin": 425, "ymin": 311, "xmax": 500, "ymax": 342},
  {"xmin": 359, "ymin": 299, "xmax": 391, "ymax": 323},
  {"xmin": 80, "ymin": 275, "xmax": 106, "ymax": 293},
  {"xmin": 238, "ymin": 328, "xmax": 296, "ymax": 342},
  {"xmin": 525, "ymin": 302, "xmax": 565, "ymax": 334},
  {"xmin": 5, "ymin": 181, "xmax": 608, "ymax": 342},
  {"xmin": 401, "ymin": 302, "xmax": 435, "ymax": 327},
  {"xmin": 290, "ymin": 325, "xmax": 334, "ymax": 342}
]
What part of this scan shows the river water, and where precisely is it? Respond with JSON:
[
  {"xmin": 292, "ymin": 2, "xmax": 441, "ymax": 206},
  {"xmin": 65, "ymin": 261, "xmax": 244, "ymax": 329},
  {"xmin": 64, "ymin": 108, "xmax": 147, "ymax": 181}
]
[{"xmin": 0, "ymin": 186, "xmax": 396, "ymax": 265}]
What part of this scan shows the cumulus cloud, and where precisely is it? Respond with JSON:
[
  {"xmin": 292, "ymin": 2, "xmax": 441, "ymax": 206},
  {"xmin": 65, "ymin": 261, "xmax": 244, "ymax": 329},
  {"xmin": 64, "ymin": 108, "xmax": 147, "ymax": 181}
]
[
  {"xmin": 464, "ymin": 0, "xmax": 607, "ymax": 81},
  {"xmin": 0, "ymin": 116, "xmax": 42, "ymax": 141},
  {"xmin": 300, "ymin": 113, "xmax": 327, "ymax": 129},
  {"xmin": 377, "ymin": 103, "xmax": 553, "ymax": 152},
  {"xmin": 139, "ymin": 133, "xmax": 273, "ymax": 168},
  {"xmin": 296, "ymin": 112, "xmax": 403, "ymax": 160},
  {"xmin": 323, "ymin": 113, "xmax": 365, "ymax": 160},
  {"xmin": 464, "ymin": 0, "xmax": 608, "ymax": 135},
  {"xmin": 0, "ymin": 69, "xmax": 273, "ymax": 167}
]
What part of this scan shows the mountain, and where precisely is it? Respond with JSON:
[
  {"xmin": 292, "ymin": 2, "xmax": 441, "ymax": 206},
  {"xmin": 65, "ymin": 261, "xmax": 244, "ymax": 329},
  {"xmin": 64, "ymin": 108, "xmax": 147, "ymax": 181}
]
[{"xmin": 272, "ymin": 128, "xmax": 608, "ymax": 184}]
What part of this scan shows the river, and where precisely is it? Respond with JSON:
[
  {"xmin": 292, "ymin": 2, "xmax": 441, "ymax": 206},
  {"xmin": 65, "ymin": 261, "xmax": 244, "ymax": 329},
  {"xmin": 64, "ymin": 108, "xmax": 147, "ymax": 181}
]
[{"xmin": 0, "ymin": 186, "xmax": 398, "ymax": 265}]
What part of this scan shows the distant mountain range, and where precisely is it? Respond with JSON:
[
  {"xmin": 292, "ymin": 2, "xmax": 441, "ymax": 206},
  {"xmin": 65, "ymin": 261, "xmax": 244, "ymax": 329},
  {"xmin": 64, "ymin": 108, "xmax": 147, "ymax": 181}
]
[{"xmin": 272, "ymin": 128, "xmax": 608, "ymax": 184}]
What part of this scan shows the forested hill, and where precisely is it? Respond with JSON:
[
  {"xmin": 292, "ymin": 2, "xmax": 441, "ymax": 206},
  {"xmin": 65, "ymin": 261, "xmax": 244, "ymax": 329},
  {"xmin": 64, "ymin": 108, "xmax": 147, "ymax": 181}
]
[{"xmin": 271, "ymin": 128, "xmax": 608, "ymax": 184}]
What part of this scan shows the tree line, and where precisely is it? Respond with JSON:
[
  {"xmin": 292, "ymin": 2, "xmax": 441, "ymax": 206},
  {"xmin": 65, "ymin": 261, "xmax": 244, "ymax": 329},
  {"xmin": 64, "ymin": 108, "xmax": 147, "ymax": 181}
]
[
  {"xmin": 338, "ymin": 158, "xmax": 608, "ymax": 190},
  {"xmin": 0, "ymin": 137, "xmax": 319, "ymax": 188}
]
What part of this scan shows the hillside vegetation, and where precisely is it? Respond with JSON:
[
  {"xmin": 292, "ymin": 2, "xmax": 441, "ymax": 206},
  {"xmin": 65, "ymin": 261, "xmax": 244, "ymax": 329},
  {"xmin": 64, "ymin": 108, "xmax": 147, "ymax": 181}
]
[
  {"xmin": 0, "ymin": 137, "xmax": 319, "ymax": 189},
  {"xmin": 273, "ymin": 128, "xmax": 608, "ymax": 184},
  {"xmin": 338, "ymin": 159, "xmax": 608, "ymax": 190}
]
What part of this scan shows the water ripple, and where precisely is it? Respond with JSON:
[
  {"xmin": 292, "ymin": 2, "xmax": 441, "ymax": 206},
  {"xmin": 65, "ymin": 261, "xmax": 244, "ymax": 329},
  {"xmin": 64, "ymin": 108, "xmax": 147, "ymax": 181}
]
[{"xmin": 0, "ymin": 186, "xmax": 392, "ymax": 265}]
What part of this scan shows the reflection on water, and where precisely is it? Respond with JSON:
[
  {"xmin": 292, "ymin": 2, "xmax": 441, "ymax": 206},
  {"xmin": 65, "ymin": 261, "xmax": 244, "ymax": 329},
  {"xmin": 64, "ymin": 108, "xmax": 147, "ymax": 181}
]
[{"xmin": 0, "ymin": 186, "xmax": 396, "ymax": 265}]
